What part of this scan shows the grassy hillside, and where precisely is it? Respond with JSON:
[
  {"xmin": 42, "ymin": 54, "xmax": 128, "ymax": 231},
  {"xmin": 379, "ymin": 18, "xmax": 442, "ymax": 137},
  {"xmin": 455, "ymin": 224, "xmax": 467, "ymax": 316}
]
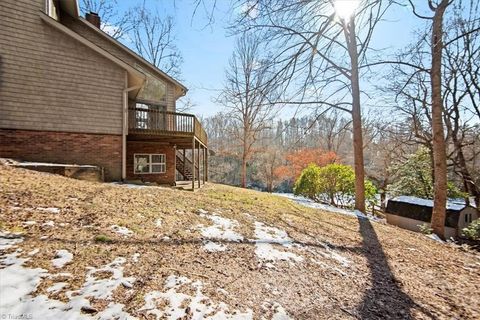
[{"xmin": 0, "ymin": 164, "xmax": 479, "ymax": 319}]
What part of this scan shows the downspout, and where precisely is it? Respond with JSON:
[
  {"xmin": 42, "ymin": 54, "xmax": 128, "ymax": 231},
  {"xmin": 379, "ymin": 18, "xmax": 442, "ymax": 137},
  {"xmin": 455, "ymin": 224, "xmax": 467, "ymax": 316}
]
[{"xmin": 122, "ymin": 72, "xmax": 143, "ymax": 181}]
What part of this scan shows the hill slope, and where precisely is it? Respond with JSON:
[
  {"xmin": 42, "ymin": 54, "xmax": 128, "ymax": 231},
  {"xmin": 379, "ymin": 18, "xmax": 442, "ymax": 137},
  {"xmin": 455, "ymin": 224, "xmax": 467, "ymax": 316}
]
[{"xmin": 0, "ymin": 164, "xmax": 479, "ymax": 319}]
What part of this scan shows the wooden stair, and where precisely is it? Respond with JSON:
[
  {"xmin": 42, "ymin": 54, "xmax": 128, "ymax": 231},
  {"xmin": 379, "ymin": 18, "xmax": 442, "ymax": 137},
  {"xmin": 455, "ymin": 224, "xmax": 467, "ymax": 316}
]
[{"xmin": 176, "ymin": 152, "xmax": 198, "ymax": 181}]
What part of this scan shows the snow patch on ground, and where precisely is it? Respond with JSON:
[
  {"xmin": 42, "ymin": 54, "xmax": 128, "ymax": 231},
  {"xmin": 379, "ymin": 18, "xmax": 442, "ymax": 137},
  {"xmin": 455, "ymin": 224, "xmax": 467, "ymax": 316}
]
[
  {"xmin": 52, "ymin": 250, "xmax": 73, "ymax": 268},
  {"xmin": 197, "ymin": 210, "xmax": 244, "ymax": 252},
  {"xmin": 37, "ymin": 207, "xmax": 61, "ymax": 214},
  {"xmin": 0, "ymin": 236, "xmax": 135, "ymax": 320},
  {"xmin": 132, "ymin": 253, "xmax": 140, "ymax": 263},
  {"xmin": 47, "ymin": 282, "xmax": 68, "ymax": 293},
  {"xmin": 28, "ymin": 248, "xmax": 40, "ymax": 256},
  {"xmin": 203, "ymin": 240, "xmax": 227, "ymax": 252},
  {"xmin": 261, "ymin": 302, "xmax": 293, "ymax": 320},
  {"xmin": 311, "ymin": 258, "xmax": 348, "ymax": 276},
  {"xmin": 42, "ymin": 220, "xmax": 55, "ymax": 227},
  {"xmin": 63, "ymin": 257, "xmax": 136, "ymax": 318},
  {"xmin": 69, "ymin": 257, "xmax": 135, "ymax": 303},
  {"xmin": 111, "ymin": 224, "xmax": 133, "ymax": 236},
  {"xmin": 139, "ymin": 275, "xmax": 253, "ymax": 319},
  {"xmin": 315, "ymin": 243, "xmax": 351, "ymax": 268},
  {"xmin": 275, "ymin": 193, "xmax": 372, "ymax": 219},
  {"xmin": 0, "ymin": 232, "xmax": 23, "ymax": 250},
  {"xmin": 426, "ymin": 233, "xmax": 445, "ymax": 243},
  {"xmin": 198, "ymin": 213, "xmax": 244, "ymax": 241},
  {"xmin": 110, "ymin": 182, "xmax": 160, "ymax": 189},
  {"xmin": 254, "ymin": 222, "xmax": 303, "ymax": 264}
]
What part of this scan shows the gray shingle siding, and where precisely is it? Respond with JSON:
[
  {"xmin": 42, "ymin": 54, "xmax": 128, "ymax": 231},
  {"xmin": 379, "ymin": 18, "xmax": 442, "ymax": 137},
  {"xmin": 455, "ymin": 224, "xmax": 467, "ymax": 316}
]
[{"xmin": 0, "ymin": 0, "xmax": 125, "ymax": 135}]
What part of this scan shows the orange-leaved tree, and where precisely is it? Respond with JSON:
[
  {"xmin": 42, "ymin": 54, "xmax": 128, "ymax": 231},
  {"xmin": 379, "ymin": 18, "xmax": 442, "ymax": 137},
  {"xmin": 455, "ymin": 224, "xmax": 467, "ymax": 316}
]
[{"xmin": 274, "ymin": 148, "xmax": 339, "ymax": 183}]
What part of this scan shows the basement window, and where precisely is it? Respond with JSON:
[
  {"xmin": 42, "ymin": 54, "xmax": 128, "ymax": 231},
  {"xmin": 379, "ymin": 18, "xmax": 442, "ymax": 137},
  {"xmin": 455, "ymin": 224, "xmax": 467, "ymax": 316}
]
[{"xmin": 134, "ymin": 154, "xmax": 166, "ymax": 174}]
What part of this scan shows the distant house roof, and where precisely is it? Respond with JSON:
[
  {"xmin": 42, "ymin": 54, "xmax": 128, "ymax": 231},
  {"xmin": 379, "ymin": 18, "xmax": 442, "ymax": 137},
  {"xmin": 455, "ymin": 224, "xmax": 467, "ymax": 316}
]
[
  {"xmin": 386, "ymin": 196, "xmax": 470, "ymax": 228},
  {"xmin": 393, "ymin": 196, "xmax": 466, "ymax": 211}
]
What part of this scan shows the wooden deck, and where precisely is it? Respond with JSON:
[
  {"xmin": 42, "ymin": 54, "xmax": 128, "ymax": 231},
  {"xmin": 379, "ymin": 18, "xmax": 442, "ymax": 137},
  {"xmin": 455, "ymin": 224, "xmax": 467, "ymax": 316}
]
[
  {"xmin": 128, "ymin": 107, "xmax": 207, "ymax": 146},
  {"xmin": 128, "ymin": 107, "xmax": 208, "ymax": 190}
]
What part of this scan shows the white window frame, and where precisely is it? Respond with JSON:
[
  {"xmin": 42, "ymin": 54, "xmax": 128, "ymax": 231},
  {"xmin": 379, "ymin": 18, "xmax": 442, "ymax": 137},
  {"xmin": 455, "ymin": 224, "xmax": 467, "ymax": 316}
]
[{"xmin": 134, "ymin": 154, "xmax": 166, "ymax": 174}]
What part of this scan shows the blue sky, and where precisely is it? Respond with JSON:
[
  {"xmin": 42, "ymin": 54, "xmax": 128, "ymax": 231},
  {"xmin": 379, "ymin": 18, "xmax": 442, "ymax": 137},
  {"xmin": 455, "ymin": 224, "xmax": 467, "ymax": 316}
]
[
  {"xmin": 115, "ymin": 0, "xmax": 235, "ymax": 117},
  {"xmin": 112, "ymin": 1, "xmax": 433, "ymax": 118}
]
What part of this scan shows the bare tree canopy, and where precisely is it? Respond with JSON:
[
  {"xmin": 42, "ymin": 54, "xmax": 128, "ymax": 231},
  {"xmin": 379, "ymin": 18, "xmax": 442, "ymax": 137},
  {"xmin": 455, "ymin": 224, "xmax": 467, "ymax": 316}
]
[
  {"xmin": 218, "ymin": 33, "xmax": 283, "ymax": 187},
  {"xmin": 129, "ymin": 3, "xmax": 183, "ymax": 78},
  {"xmin": 220, "ymin": 0, "xmax": 394, "ymax": 211},
  {"xmin": 80, "ymin": 0, "xmax": 183, "ymax": 78}
]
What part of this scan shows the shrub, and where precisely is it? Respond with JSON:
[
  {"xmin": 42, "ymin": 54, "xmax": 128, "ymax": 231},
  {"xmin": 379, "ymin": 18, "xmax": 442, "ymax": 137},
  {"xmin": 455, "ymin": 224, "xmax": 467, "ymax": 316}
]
[
  {"xmin": 462, "ymin": 219, "xmax": 480, "ymax": 240},
  {"xmin": 418, "ymin": 223, "xmax": 433, "ymax": 235},
  {"xmin": 293, "ymin": 164, "xmax": 322, "ymax": 200},
  {"xmin": 294, "ymin": 163, "xmax": 376, "ymax": 207}
]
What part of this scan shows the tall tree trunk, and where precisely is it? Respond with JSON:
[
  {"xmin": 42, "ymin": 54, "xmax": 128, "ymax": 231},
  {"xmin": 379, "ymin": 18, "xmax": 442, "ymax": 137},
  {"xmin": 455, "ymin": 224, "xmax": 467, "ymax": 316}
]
[
  {"xmin": 241, "ymin": 126, "xmax": 248, "ymax": 188},
  {"xmin": 344, "ymin": 18, "xmax": 366, "ymax": 212},
  {"xmin": 241, "ymin": 155, "xmax": 247, "ymax": 188},
  {"xmin": 430, "ymin": 0, "xmax": 450, "ymax": 238}
]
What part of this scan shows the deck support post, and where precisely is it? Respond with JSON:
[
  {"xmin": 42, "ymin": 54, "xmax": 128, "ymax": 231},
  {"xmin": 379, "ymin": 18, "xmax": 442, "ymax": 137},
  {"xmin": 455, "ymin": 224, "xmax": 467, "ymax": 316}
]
[
  {"xmin": 183, "ymin": 148, "xmax": 186, "ymax": 176},
  {"xmin": 173, "ymin": 144, "xmax": 177, "ymax": 186},
  {"xmin": 192, "ymin": 138, "xmax": 195, "ymax": 191},
  {"xmin": 205, "ymin": 147, "xmax": 208, "ymax": 182},
  {"xmin": 202, "ymin": 146, "xmax": 206, "ymax": 184},
  {"xmin": 197, "ymin": 141, "xmax": 201, "ymax": 188}
]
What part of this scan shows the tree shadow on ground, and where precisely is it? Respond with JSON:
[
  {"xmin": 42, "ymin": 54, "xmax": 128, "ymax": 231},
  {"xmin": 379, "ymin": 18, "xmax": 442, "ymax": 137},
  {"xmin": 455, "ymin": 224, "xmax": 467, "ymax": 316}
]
[{"xmin": 356, "ymin": 217, "xmax": 434, "ymax": 319}]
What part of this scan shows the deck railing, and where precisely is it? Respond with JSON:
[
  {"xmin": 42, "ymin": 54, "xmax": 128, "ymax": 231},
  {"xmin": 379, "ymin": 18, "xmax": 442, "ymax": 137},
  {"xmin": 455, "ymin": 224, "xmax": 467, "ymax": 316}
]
[{"xmin": 128, "ymin": 107, "xmax": 207, "ymax": 145}]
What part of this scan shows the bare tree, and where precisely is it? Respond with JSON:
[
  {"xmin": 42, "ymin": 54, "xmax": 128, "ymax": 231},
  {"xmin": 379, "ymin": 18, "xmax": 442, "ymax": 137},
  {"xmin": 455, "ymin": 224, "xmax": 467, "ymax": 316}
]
[
  {"xmin": 129, "ymin": 2, "xmax": 183, "ymax": 78},
  {"xmin": 254, "ymin": 143, "xmax": 283, "ymax": 192},
  {"xmin": 218, "ymin": 34, "xmax": 283, "ymax": 188},
  {"xmin": 203, "ymin": 113, "xmax": 241, "ymax": 185},
  {"xmin": 443, "ymin": 2, "xmax": 480, "ymax": 208},
  {"xmin": 230, "ymin": 0, "xmax": 392, "ymax": 212},
  {"xmin": 80, "ymin": 0, "xmax": 131, "ymax": 39},
  {"xmin": 81, "ymin": 0, "xmax": 183, "ymax": 78},
  {"xmin": 365, "ymin": 121, "xmax": 409, "ymax": 211},
  {"xmin": 382, "ymin": 0, "xmax": 480, "ymax": 237}
]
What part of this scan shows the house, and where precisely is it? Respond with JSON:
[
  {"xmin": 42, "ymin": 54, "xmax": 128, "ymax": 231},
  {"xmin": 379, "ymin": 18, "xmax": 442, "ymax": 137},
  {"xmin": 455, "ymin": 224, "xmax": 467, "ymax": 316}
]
[
  {"xmin": 385, "ymin": 196, "xmax": 478, "ymax": 238},
  {"xmin": 0, "ymin": 0, "xmax": 208, "ymax": 189}
]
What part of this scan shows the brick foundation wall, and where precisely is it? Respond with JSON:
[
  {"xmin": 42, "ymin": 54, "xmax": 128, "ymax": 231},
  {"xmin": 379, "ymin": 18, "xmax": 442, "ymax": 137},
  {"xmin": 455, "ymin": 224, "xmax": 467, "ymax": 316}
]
[
  {"xmin": 126, "ymin": 141, "xmax": 175, "ymax": 185},
  {"xmin": 0, "ymin": 129, "xmax": 122, "ymax": 181}
]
